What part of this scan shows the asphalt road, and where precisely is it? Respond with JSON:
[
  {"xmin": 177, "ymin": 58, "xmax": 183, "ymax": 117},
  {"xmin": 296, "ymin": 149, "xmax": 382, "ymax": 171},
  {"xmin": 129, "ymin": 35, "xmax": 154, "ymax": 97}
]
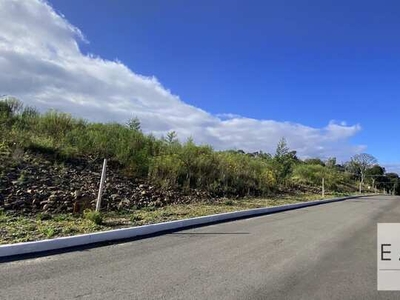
[{"xmin": 2, "ymin": 195, "xmax": 400, "ymax": 300}]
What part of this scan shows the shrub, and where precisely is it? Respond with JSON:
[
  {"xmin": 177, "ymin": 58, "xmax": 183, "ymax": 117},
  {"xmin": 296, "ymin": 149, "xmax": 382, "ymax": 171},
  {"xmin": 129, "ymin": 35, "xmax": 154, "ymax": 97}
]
[
  {"xmin": 0, "ymin": 98, "xmax": 361, "ymax": 198},
  {"xmin": 83, "ymin": 210, "xmax": 103, "ymax": 225},
  {"xmin": 43, "ymin": 227, "xmax": 56, "ymax": 239}
]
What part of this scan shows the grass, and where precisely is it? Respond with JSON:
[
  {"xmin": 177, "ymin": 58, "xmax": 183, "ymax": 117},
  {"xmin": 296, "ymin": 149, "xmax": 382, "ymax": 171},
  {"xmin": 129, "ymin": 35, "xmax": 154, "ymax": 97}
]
[
  {"xmin": 83, "ymin": 210, "xmax": 103, "ymax": 225},
  {"xmin": 0, "ymin": 193, "xmax": 356, "ymax": 245}
]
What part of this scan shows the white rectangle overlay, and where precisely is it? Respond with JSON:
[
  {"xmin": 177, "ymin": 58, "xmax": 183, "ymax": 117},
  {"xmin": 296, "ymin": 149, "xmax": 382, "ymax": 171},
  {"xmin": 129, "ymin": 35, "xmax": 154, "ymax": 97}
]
[{"xmin": 378, "ymin": 223, "xmax": 400, "ymax": 290}]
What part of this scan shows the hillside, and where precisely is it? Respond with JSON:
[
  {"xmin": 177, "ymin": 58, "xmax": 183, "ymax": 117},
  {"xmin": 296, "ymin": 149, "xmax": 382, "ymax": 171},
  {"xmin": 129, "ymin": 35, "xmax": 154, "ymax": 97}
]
[{"xmin": 0, "ymin": 97, "xmax": 397, "ymax": 217}]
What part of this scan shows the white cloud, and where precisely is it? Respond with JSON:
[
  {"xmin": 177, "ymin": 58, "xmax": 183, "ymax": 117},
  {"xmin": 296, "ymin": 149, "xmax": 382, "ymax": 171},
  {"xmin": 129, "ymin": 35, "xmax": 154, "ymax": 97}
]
[{"xmin": 0, "ymin": 0, "xmax": 366, "ymax": 161}]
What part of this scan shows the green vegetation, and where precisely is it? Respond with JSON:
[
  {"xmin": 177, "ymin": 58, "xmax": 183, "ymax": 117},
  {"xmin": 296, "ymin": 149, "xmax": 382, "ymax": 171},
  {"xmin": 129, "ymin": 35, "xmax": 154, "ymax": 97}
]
[
  {"xmin": 1, "ymin": 97, "xmax": 398, "ymax": 196},
  {"xmin": 83, "ymin": 210, "xmax": 103, "ymax": 225},
  {"xmin": 0, "ymin": 193, "xmax": 349, "ymax": 244},
  {"xmin": 1, "ymin": 98, "xmax": 398, "ymax": 244}
]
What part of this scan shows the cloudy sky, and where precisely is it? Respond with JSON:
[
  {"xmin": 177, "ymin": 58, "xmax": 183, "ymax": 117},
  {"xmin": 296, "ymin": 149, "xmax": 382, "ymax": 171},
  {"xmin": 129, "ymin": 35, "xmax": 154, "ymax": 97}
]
[{"xmin": 0, "ymin": 0, "xmax": 399, "ymax": 171}]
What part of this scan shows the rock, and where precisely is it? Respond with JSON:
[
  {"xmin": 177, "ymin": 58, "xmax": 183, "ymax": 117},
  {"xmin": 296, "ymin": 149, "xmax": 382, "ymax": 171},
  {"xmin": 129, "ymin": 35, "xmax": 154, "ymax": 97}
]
[
  {"xmin": 110, "ymin": 194, "xmax": 119, "ymax": 201},
  {"xmin": 117, "ymin": 199, "xmax": 130, "ymax": 210},
  {"xmin": 48, "ymin": 194, "xmax": 58, "ymax": 202},
  {"xmin": 13, "ymin": 200, "xmax": 24, "ymax": 208},
  {"xmin": 74, "ymin": 190, "xmax": 82, "ymax": 199},
  {"xmin": 0, "ymin": 152, "xmax": 223, "ymax": 215}
]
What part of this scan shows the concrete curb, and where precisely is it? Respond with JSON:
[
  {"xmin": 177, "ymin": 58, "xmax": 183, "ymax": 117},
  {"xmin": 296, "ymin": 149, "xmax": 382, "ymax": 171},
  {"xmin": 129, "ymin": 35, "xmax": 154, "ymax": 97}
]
[{"xmin": 0, "ymin": 194, "xmax": 373, "ymax": 258}]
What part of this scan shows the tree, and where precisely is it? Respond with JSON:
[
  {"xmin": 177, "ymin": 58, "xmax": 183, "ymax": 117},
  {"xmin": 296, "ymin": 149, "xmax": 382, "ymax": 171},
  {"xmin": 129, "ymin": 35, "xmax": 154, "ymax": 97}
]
[
  {"xmin": 275, "ymin": 138, "xmax": 289, "ymax": 159},
  {"xmin": 126, "ymin": 116, "xmax": 141, "ymax": 131},
  {"xmin": 325, "ymin": 157, "xmax": 337, "ymax": 169},
  {"xmin": 304, "ymin": 158, "xmax": 325, "ymax": 166},
  {"xmin": 165, "ymin": 131, "xmax": 178, "ymax": 144},
  {"xmin": 273, "ymin": 138, "xmax": 298, "ymax": 184},
  {"xmin": 348, "ymin": 153, "xmax": 378, "ymax": 188},
  {"xmin": 365, "ymin": 165, "xmax": 385, "ymax": 176},
  {"xmin": 365, "ymin": 164, "xmax": 385, "ymax": 189}
]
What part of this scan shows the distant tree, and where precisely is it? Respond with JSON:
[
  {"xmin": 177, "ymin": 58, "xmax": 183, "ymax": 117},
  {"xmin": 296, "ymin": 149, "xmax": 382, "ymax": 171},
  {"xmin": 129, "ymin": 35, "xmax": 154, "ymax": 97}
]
[
  {"xmin": 252, "ymin": 150, "xmax": 272, "ymax": 160},
  {"xmin": 275, "ymin": 138, "xmax": 290, "ymax": 159},
  {"xmin": 126, "ymin": 116, "xmax": 141, "ymax": 131},
  {"xmin": 273, "ymin": 138, "xmax": 298, "ymax": 184},
  {"xmin": 365, "ymin": 165, "xmax": 385, "ymax": 176},
  {"xmin": 325, "ymin": 157, "xmax": 337, "ymax": 169},
  {"xmin": 335, "ymin": 164, "xmax": 346, "ymax": 172},
  {"xmin": 165, "ymin": 131, "xmax": 178, "ymax": 144},
  {"xmin": 304, "ymin": 158, "xmax": 325, "ymax": 166},
  {"xmin": 348, "ymin": 153, "xmax": 378, "ymax": 186},
  {"xmin": 378, "ymin": 173, "xmax": 400, "ymax": 195},
  {"xmin": 365, "ymin": 164, "xmax": 385, "ymax": 189}
]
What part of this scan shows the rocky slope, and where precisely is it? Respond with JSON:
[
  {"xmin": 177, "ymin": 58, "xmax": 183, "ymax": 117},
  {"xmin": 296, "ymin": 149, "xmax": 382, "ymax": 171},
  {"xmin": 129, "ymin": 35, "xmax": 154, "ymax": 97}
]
[{"xmin": 0, "ymin": 152, "xmax": 216, "ymax": 215}]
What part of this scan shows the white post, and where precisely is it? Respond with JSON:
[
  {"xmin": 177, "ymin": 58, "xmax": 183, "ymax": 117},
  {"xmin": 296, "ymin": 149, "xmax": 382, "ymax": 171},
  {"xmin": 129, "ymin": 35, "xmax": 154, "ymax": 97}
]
[
  {"xmin": 96, "ymin": 159, "xmax": 107, "ymax": 212},
  {"xmin": 322, "ymin": 177, "xmax": 325, "ymax": 198}
]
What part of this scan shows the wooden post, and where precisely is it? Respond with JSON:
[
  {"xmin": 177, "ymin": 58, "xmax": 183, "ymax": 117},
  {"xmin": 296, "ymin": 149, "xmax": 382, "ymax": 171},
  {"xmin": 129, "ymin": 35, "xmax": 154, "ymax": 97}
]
[
  {"xmin": 96, "ymin": 159, "xmax": 107, "ymax": 212},
  {"xmin": 372, "ymin": 178, "xmax": 377, "ymax": 194},
  {"xmin": 322, "ymin": 177, "xmax": 325, "ymax": 198}
]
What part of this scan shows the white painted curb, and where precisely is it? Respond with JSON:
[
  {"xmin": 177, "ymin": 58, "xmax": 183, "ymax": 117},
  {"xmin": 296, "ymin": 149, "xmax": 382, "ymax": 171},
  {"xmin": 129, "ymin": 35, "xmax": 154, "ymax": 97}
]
[{"xmin": 0, "ymin": 195, "xmax": 372, "ymax": 258}]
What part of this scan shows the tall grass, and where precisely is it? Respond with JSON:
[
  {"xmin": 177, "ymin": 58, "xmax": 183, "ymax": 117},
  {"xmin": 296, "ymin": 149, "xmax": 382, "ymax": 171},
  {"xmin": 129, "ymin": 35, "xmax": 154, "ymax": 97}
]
[{"xmin": 0, "ymin": 98, "xmax": 358, "ymax": 196}]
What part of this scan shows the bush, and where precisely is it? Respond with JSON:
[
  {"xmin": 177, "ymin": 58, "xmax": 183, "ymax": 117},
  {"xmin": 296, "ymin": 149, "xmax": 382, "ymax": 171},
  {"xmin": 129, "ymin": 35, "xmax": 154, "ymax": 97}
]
[
  {"xmin": 0, "ymin": 98, "xmax": 360, "ymax": 198},
  {"xmin": 83, "ymin": 210, "xmax": 103, "ymax": 225},
  {"xmin": 292, "ymin": 164, "xmax": 346, "ymax": 191}
]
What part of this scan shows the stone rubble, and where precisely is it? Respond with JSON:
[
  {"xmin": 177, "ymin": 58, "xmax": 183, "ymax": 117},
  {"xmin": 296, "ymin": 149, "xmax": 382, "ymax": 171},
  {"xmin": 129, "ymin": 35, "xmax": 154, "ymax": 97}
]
[{"xmin": 0, "ymin": 153, "xmax": 216, "ymax": 215}]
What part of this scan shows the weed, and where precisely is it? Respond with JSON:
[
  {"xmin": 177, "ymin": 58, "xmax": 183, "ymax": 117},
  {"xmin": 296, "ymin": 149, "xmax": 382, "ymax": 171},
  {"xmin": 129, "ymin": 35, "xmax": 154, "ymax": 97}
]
[
  {"xmin": 223, "ymin": 199, "xmax": 234, "ymax": 206},
  {"xmin": 130, "ymin": 214, "xmax": 143, "ymax": 222},
  {"xmin": 17, "ymin": 170, "xmax": 28, "ymax": 184},
  {"xmin": 0, "ymin": 210, "xmax": 6, "ymax": 223},
  {"xmin": 62, "ymin": 226, "xmax": 79, "ymax": 235},
  {"xmin": 142, "ymin": 206, "xmax": 156, "ymax": 212},
  {"xmin": 52, "ymin": 214, "xmax": 73, "ymax": 222},
  {"xmin": 36, "ymin": 212, "xmax": 52, "ymax": 221},
  {"xmin": 42, "ymin": 227, "xmax": 56, "ymax": 239},
  {"xmin": 83, "ymin": 210, "xmax": 103, "ymax": 225}
]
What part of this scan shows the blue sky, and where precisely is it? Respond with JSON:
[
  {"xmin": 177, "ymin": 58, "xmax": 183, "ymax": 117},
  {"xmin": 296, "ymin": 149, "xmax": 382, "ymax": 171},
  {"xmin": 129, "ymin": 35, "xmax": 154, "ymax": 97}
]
[
  {"xmin": 0, "ymin": 0, "xmax": 399, "ymax": 170},
  {"xmin": 49, "ymin": 0, "xmax": 399, "ymax": 162}
]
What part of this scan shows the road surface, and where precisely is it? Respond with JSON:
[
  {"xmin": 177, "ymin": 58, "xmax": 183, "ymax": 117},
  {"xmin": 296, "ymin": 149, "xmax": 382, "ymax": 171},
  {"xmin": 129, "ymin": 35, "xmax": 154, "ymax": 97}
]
[{"xmin": 1, "ymin": 195, "xmax": 400, "ymax": 299}]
